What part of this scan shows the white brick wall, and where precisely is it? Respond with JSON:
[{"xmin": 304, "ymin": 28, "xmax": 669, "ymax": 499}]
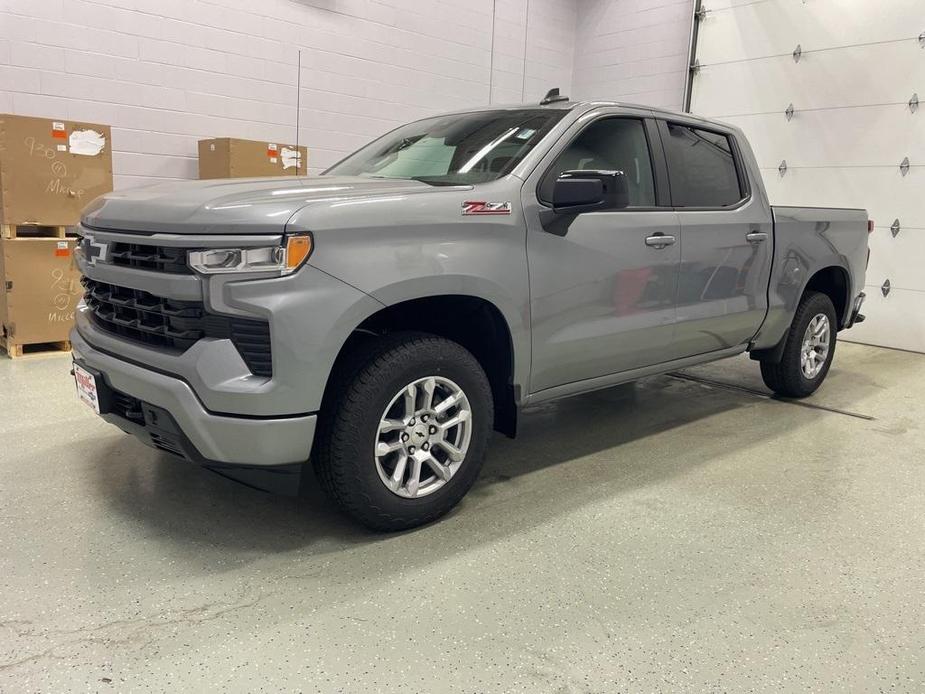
[
  {"xmin": 490, "ymin": 0, "xmax": 576, "ymax": 105},
  {"xmin": 0, "ymin": 0, "xmax": 577, "ymax": 187},
  {"xmin": 571, "ymin": 0, "xmax": 692, "ymax": 110}
]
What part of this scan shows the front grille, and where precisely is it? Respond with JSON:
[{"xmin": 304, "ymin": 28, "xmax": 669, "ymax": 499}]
[
  {"xmin": 108, "ymin": 241, "xmax": 192, "ymax": 274},
  {"xmin": 82, "ymin": 277, "xmax": 272, "ymax": 376}
]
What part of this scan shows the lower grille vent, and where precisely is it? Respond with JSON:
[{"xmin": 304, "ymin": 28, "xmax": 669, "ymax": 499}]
[{"xmin": 150, "ymin": 432, "xmax": 186, "ymax": 457}]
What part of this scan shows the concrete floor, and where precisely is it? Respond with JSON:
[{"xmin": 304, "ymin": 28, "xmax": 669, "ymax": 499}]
[{"xmin": 0, "ymin": 342, "xmax": 922, "ymax": 692}]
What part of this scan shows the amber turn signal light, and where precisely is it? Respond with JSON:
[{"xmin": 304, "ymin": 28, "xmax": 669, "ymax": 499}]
[{"xmin": 285, "ymin": 233, "xmax": 313, "ymax": 271}]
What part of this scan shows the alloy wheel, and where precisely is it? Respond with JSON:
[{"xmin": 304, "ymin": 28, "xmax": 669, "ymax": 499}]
[
  {"xmin": 800, "ymin": 313, "xmax": 830, "ymax": 379},
  {"xmin": 374, "ymin": 376, "xmax": 472, "ymax": 498}
]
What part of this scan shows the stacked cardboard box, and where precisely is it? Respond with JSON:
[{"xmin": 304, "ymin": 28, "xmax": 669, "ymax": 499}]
[
  {"xmin": 198, "ymin": 137, "xmax": 308, "ymax": 178},
  {"xmin": 0, "ymin": 114, "xmax": 113, "ymax": 357}
]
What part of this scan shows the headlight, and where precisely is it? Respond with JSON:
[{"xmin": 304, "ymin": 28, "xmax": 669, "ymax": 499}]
[{"xmin": 188, "ymin": 233, "xmax": 313, "ymax": 275}]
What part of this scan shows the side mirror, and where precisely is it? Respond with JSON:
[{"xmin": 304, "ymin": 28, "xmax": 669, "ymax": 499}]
[{"xmin": 552, "ymin": 170, "xmax": 629, "ymax": 214}]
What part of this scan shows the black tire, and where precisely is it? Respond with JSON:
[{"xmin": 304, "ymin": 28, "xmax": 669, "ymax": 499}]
[
  {"xmin": 760, "ymin": 291, "xmax": 837, "ymax": 398},
  {"xmin": 313, "ymin": 332, "xmax": 493, "ymax": 531}
]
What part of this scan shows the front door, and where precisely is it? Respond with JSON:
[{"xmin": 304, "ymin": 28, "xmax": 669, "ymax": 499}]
[{"xmin": 525, "ymin": 115, "xmax": 681, "ymax": 393}]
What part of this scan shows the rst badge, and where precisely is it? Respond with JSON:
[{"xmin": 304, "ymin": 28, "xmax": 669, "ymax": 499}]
[{"xmin": 461, "ymin": 201, "xmax": 512, "ymax": 216}]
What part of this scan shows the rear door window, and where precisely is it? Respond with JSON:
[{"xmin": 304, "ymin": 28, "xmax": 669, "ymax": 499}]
[{"xmin": 661, "ymin": 123, "xmax": 744, "ymax": 207}]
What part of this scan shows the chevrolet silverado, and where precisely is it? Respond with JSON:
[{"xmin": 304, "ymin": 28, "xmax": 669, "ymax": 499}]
[{"xmin": 71, "ymin": 92, "xmax": 869, "ymax": 530}]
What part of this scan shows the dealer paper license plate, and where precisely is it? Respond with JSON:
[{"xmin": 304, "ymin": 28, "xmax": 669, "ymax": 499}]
[{"xmin": 73, "ymin": 362, "xmax": 100, "ymax": 414}]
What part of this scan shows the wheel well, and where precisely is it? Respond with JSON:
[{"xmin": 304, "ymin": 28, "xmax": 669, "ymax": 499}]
[
  {"xmin": 330, "ymin": 295, "xmax": 518, "ymax": 437},
  {"xmin": 750, "ymin": 265, "xmax": 851, "ymax": 364},
  {"xmin": 805, "ymin": 266, "xmax": 849, "ymax": 328}
]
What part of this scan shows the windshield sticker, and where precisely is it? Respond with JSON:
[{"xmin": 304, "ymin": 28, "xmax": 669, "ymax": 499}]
[{"xmin": 462, "ymin": 201, "xmax": 511, "ymax": 216}]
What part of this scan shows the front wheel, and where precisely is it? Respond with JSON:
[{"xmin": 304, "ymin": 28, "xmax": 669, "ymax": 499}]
[
  {"xmin": 760, "ymin": 290, "xmax": 837, "ymax": 398},
  {"xmin": 313, "ymin": 332, "xmax": 493, "ymax": 531}
]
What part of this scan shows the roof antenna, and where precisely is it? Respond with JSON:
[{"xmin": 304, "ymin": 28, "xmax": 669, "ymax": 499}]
[{"xmin": 540, "ymin": 87, "xmax": 569, "ymax": 105}]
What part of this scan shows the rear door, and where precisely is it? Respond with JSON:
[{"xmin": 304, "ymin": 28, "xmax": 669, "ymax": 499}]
[
  {"xmin": 524, "ymin": 111, "xmax": 681, "ymax": 393},
  {"xmin": 657, "ymin": 120, "xmax": 773, "ymax": 358}
]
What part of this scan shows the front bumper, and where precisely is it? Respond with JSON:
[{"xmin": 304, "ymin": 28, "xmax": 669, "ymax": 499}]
[{"xmin": 71, "ymin": 328, "xmax": 316, "ymax": 467}]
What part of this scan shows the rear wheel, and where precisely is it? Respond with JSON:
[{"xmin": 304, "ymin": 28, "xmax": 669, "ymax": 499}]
[
  {"xmin": 313, "ymin": 332, "xmax": 493, "ymax": 531},
  {"xmin": 760, "ymin": 291, "xmax": 837, "ymax": 398}
]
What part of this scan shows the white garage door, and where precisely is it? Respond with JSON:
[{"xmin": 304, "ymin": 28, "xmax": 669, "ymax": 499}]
[{"xmin": 689, "ymin": 0, "xmax": 925, "ymax": 352}]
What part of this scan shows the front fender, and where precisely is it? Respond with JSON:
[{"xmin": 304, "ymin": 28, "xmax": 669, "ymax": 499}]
[
  {"xmin": 292, "ymin": 189, "xmax": 532, "ymax": 399},
  {"xmin": 219, "ymin": 265, "xmax": 386, "ymax": 414},
  {"xmin": 365, "ymin": 274, "xmax": 531, "ymax": 394}
]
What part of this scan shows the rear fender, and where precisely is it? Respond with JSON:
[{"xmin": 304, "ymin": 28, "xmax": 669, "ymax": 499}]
[
  {"xmin": 751, "ymin": 206, "xmax": 865, "ymax": 352},
  {"xmin": 750, "ymin": 261, "xmax": 850, "ymax": 363}
]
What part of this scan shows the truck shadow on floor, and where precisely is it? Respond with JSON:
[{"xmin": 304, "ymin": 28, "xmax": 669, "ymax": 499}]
[{"xmin": 91, "ymin": 368, "xmax": 835, "ymax": 572}]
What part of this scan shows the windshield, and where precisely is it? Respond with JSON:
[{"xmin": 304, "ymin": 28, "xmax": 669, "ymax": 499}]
[{"xmin": 324, "ymin": 109, "xmax": 567, "ymax": 185}]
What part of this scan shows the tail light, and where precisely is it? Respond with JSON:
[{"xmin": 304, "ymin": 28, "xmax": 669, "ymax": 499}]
[{"xmin": 868, "ymin": 219, "xmax": 875, "ymax": 234}]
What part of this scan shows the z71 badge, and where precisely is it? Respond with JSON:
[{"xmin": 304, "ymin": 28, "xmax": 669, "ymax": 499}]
[{"xmin": 461, "ymin": 201, "xmax": 512, "ymax": 215}]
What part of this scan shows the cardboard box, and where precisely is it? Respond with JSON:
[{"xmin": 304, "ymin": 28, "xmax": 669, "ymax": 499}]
[
  {"xmin": 0, "ymin": 237, "xmax": 82, "ymax": 348},
  {"xmin": 0, "ymin": 114, "xmax": 114, "ymax": 226},
  {"xmin": 198, "ymin": 138, "xmax": 308, "ymax": 178}
]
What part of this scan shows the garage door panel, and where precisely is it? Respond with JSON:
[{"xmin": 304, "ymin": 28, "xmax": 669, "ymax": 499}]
[
  {"xmin": 844, "ymin": 287, "xmax": 925, "ymax": 352},
  {"xmin": 691, "ymin": 1, "xmax": 923, "ymax": 352},
  {"xmin": 760, "ymin": 166, "xmax": 924, "ymax": 230},
  {"xmin": 702, "ymin": 0, "xmax": 770, "ymax": 9},
  {"xmin": 720, "ymin": 108, "xmax": 924, "ymax": 168},
  {"xmin": 692, "ymin": 41, "xmax": 923, "ymax": 115},
  {"xmin": 866, "ymin": 230, "xmax": 925, "ymax": 293},
  {"xmin": 697, "ymin": 0, "xmax": 919, "ymax": 65}
]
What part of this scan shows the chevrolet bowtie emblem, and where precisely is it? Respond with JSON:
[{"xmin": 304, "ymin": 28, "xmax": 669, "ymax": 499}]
[{"xmin": 82, "ymin": 235, "xmax": 109, "ymax": 265}]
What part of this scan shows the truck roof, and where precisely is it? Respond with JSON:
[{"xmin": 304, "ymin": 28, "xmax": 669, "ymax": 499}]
[{"xmin": 438, "ymin": 98, "xmax": 718, "ymax": 127}]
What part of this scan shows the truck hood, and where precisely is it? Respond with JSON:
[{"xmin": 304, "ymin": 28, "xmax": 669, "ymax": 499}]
[{"xmin": 81, "ymin": 176, "xmax": 453, "ymax": 234}]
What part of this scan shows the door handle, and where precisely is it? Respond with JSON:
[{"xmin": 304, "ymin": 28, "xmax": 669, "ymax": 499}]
[
  {"xmin": 746, "ymin": 231, "xmax": 768, "ymax": 244},
  {"xmin": 645, "ymin": 234, "xmax": 676, "ymax": 249}
]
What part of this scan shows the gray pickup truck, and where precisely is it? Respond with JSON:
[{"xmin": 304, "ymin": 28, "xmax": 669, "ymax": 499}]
[{"xmin": 71, "ymin": 93, "xmax": 869, "ymax": 530}]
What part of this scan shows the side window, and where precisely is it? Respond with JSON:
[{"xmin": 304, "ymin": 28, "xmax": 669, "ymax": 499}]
[
  {"xmin": 662, "ymin": 123, "xmax": 743, "ymax": 207},
  {"xmin": 539, "ymin": 118, "xmax": 656, "ymax": 207}
]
